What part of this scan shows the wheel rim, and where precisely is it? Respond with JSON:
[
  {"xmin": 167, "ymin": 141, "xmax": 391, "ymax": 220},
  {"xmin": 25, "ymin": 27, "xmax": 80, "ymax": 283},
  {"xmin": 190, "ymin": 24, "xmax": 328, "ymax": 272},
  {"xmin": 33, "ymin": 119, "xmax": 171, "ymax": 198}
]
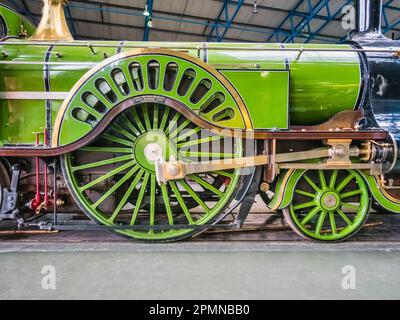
[
  {"xmin": 288, "ymin": 170, "xmax": 369, "ymax": 241},
  {"xmin": 62, "ymin": 103, "xmax": 244, "ymax": 241}
]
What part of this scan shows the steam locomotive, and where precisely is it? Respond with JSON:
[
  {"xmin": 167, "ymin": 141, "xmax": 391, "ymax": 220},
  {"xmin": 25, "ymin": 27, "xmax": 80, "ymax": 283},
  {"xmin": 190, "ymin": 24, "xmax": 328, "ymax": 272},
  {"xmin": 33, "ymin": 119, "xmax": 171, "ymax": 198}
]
[{"xmin": 0, "ymin": 0, "xmax": 399, "ymax": 242}]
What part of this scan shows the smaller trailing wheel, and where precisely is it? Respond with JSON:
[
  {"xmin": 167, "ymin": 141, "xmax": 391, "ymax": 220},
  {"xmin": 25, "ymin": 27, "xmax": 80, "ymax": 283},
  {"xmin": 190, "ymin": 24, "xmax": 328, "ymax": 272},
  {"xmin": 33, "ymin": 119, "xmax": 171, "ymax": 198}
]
[{"xmin": 282, "ymin": 169, "xmax": 370, "ymax": 242}]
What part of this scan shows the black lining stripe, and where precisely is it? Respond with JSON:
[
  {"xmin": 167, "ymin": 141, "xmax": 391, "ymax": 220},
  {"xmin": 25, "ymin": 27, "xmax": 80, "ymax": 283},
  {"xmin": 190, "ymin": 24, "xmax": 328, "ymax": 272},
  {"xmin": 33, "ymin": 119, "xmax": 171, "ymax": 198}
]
[
  {"xmin": 44, "ymin": 45, "xmax": 55, "ymax": 146},
  {"xmin": 116, "ymin": 41, "xmax": 125, "ymax": 54},
  {"xmin": 0, "ymin": 16, "xmax": 7, "ymax": 39},
  {"xmin": 348, "ymin": 41, "xmax": 369, "ymax": 112},
  {"xmin": 280, "ymin": 44, "xmax": 290, "ymax": 70}
]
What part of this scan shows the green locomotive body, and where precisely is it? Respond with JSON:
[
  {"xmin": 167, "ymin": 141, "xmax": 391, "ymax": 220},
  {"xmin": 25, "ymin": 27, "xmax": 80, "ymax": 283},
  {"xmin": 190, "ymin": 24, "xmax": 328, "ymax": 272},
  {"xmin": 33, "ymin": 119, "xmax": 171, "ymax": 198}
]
[
  {"xmin": 0, "ymin": 4, "xmax": 35, "ymax": 39},
  {"xmin": 0, "ymin": 0, "xmax": 398, "ymax": 242},
  {"xmin": 0, "ymin": 40, "xmax": 361, "ymax": 145}
]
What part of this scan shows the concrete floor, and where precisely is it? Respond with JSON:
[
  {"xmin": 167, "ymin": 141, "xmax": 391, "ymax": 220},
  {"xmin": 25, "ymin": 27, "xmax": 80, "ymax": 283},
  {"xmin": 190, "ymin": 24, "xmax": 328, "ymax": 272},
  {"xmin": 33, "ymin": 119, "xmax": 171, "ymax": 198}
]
[
  {"xmin": 1, "ymin": 199, "xmax": 400, "ymax": 300},
  {"xmin": 1, "ymin": 242, "xmax": 400, "ymax": 300}
]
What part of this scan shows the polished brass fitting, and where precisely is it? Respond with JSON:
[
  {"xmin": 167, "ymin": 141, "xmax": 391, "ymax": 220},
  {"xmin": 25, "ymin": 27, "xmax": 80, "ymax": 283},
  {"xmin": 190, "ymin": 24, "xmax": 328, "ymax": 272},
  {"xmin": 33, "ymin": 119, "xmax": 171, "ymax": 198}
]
[
  {"xmin": 55, "ymin": 199, "xmax": 65, "ymax": 206},
  {"xmin": 260, "ymin": 182, "xmax": 270, "ymax": 192},
  {"xmin": 359, "ymin": 141, "xmax": 372, "ymax": 161},
  {"xmin": 30, "ymin": 0, "xmax": 74, "ymax": 41}
]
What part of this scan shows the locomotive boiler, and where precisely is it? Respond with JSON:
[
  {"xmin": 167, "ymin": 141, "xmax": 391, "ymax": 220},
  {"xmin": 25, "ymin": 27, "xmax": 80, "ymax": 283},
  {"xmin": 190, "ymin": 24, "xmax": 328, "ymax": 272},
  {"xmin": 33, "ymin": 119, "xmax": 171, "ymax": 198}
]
[{"xmin": 0, "ymin": 0, "xmax": 399, "ymax": 242}]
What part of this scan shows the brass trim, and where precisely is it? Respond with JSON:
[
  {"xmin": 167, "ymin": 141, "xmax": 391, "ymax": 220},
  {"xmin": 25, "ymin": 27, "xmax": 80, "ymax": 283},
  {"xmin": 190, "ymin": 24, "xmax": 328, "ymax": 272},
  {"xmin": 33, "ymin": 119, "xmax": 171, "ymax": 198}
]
[
  {"xmin": 375, "ymin": 176, "xmax": 400, "ymax": 204},
  {"xmin": 380, "ymin": 188, "xmax": 400, "ymax": 204},
  {"xmin": 326, "ymin": 139, "xmax": 352, "ymax": 166},
  {"xmin": 268, "ymin": 169, "xmax": 295, "ymax": 212},
  {"xmin": 51, "ymin": 48, "xmax": 253, "ymax": 147},
  {"xmin": 291, "ymin": 110, "xmax": 362, "ymax": 131}
]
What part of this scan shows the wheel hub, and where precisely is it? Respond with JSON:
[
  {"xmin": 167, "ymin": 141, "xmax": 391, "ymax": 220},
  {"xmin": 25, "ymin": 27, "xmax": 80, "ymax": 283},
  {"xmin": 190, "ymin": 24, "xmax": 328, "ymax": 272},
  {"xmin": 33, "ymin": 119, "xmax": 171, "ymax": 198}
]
[
  {"xmin": 320, "ymin": 191, "xmax": 340, "ymax": 211},
  {"xmin": 133, "ymin": 131, "xmax": 177, "ymax": 173},
  {"xmin": 144, "ymin": 143, "xmax": 163, "ymax": 162}
]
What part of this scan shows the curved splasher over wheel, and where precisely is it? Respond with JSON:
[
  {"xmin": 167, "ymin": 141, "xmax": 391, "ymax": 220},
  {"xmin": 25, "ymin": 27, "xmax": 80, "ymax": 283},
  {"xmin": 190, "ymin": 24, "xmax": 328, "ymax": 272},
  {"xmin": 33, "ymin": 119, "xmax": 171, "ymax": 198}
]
[
  {"xmin": 283, "ymin": 169, "xmax": 370, "ymax": 242},
  {"xmin": 53, "ymin": 49, "xmax": 251, "ymax": 147},
  {"xmin": 61, "ymin": 103, "xmax": 247, "ymax": 241}
]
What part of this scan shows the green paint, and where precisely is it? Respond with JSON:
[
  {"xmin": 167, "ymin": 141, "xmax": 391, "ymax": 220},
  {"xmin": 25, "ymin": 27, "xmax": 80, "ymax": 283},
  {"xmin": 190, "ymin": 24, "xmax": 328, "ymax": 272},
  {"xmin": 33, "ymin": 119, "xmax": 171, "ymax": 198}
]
[
  {"xmin": 0, "ymin": 40, "xmax": 362, "ymax": 146},
  {"xmin": 207, "ymin": 43, "xmax": 286, "ymax": 70},
  {"xmin": 133, "ymin": 130, "xmax": 177, "ymax": 173},
  {"xmin": 0, "ymin": 4, "xmax": 36, "ymax": 39},
  {"xmin": 361, "ymin": 172, "xmax": 400, "ymax": 213},
  {"xmin": 285, "ymin": 44, "xmax": 361, "ymax": 125},
  {"xmin": 48, "ymin": 43, "xmax": 118, "ymax": 131},
  {"xmin": 267, "ymin": 169, "xmax": 305, "ymax": 210},
  {"xmin": 58, "ymin": 53, "xmax": 246, "ymax": 146},
  {"xmin": 61, "ymin": 103, "xmax": 244, "ymax": 241},
  {"xmin": 221, "ymin": 70, "xmax": 289, "ymax": 129},
  {"xmin": 0, "ymin": 43, "xmax": 49, "ymax": 144},
  {"xmin": 286, "ymin": 169, "xmax": 369, "ymax": 241},
  {"xmin": 209, "ymin": 43, "xmax": 361, "ymax": 126}
]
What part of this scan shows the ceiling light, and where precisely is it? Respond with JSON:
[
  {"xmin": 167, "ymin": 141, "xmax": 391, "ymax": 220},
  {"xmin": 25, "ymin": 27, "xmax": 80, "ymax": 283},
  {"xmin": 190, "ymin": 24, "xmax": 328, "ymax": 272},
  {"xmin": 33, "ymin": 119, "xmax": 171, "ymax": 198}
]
[
  {"xmin": 147, "ymin": 18, "xmax": 153, "ymax": 28},
  {"xmin": 143, "ymin": 5, "xmax": 150, "ymax": 17},
  {"xmin": 253, "ymin": 1, "xmax": 258, "ymax": 14}
]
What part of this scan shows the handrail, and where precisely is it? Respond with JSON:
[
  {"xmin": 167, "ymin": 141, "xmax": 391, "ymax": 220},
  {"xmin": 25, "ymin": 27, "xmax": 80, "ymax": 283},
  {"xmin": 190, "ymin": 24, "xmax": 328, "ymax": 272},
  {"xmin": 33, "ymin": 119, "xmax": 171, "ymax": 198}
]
[
  {"xmin": 0, "ymin": 40, "xmax": 399, "ymax": 54},
  {"xmin": 0, "ymin": 61, "xmax": 96, "ymax": 66}
]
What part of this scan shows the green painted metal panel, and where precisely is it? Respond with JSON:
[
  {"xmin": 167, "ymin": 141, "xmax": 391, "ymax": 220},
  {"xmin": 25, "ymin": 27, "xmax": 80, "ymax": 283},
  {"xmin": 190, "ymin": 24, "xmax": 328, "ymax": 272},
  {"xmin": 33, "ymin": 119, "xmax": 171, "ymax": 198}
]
[
  {"xmin": 0, "ymin": 100, "xmax": 45, "ymax": 145},
  {"xmin": 266, "ymin": 170, "xmax": 288, "ymax": 210},
  {"xmin": 0, "ymin": 4, "xmax": 35, "ymax": 38},
  {"xmin": 0, "ymin": 41, "xmax": 363, "ymax": 145},
  {"xmin": 208, "ymin": 43, "xmax": 361, "ymax": 126},
  {"xmin": 284, "ymin": 44, "xmax": 361, "ymax": 125},
  {"xmin": 266, "ymin": 169, "xmax": 307, "ymax": 211},
  {"xmin": 279, "ymin": 169, "xmax": 305, "ymax": 210},
  {"xmin": 0, "ymin": 43, "xmax": 48, "ymax": 144},
  {"xmin": 361, "ymin": 172, "xmax": 400, "ymax": 213},
  {"xmin": 207, "ymin": 43, "xmax": 286, "ymax": 70},
  {"xmin": 48, "ymin": 42, "xmax": 118, "ymax": 129},
  {"xmin": 221, "ymin": 70, "xmax": 289, "ymax": 129}
]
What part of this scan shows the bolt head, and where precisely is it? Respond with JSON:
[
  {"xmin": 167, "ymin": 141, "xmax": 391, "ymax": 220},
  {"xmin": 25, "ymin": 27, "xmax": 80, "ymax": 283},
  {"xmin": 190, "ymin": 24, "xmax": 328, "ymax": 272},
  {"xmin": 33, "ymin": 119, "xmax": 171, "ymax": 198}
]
[
  {"xmin": 334, "ymin": 145, "xmax": 346, "ymax": 157},
  {"xmin": 260, "ymin": 182, "xmax": 270, "ymax": 192}
]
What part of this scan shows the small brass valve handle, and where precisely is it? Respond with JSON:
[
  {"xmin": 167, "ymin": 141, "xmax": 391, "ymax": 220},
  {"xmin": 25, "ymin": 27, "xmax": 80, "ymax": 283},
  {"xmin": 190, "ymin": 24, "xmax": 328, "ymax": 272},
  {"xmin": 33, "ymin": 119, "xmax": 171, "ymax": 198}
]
[{"xmin": 35, "ymin": 202, "xmax": 47, "ymax": 215}]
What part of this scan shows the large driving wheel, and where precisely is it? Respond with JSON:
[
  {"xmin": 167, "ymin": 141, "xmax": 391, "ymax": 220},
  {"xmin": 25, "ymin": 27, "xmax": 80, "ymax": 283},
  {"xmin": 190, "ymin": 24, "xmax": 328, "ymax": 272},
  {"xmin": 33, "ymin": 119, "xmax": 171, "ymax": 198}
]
[
  {"xmin": 61, "ymin": 103, "xmax": 246, "ymax": 241},
  {"xmin": 282, "ymin": 169, "xmax": 370, "ymax": 242}
]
